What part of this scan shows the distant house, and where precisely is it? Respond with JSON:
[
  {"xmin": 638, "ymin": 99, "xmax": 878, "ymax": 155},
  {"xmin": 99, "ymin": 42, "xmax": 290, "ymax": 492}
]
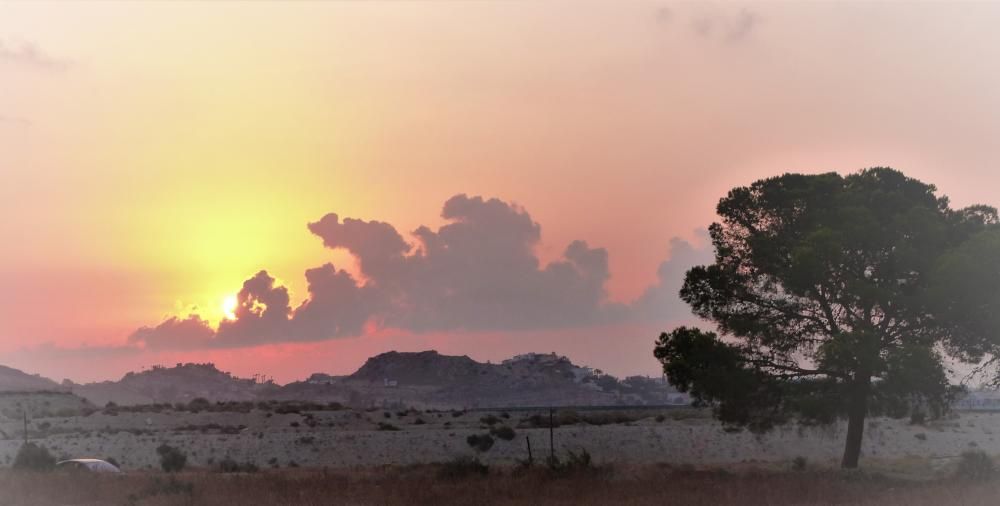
[
  {"xmin": 955, "ymin": 390, "xmax": 1000, "ymax": 410},
  {"xmin": 306, "ymin": 373, "xmax": 336, "ymax": 385}
]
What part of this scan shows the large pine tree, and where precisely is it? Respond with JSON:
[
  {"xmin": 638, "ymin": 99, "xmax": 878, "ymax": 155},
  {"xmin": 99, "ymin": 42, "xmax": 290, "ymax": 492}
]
[{"xmin": 655, "ymin": 168, "xmax": 1000, "ymax": 468}]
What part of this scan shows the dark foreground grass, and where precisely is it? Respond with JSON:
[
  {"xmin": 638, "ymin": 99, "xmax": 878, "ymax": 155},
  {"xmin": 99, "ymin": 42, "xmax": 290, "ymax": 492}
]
[{"xmin": 1, "ymin": 464, "xmax": 998, "ymax": 506}]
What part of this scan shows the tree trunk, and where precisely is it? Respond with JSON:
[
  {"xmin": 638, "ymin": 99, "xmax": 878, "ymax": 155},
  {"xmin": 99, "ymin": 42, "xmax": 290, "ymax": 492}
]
[{"xmin": 841, "ymin": 375, "xmax": 871, "ymax": 469}]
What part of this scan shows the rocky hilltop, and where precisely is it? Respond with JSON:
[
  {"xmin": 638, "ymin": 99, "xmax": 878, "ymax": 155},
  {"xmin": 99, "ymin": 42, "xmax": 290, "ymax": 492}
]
[{"xmin": 293, "ymin": 350, "xmax": 684, "ymax": 409}]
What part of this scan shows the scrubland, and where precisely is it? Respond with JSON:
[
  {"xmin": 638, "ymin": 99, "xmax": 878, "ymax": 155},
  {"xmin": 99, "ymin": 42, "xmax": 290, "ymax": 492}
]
[{"xmin": 5, "ymin": 403, "xmax": 1000, "ymax": 504}]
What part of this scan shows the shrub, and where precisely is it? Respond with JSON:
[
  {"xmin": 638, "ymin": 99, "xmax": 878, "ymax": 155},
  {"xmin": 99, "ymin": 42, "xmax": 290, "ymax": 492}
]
[
  {"xmin": 955, "ymin": 450, "xmax": 995, "ymax": 481},
  {"xmin": 466, "ymin": 433, "xmax": 495, "ymax": 452},
  {"xmin": 490, "ymin": 425, "xmax": 516, "ymax": 441},
  {"xmin": 217, "ymin": 458, "xmax": 259, "ymax": 473},
  {"xmin": 546, "ymin": 448, "xmax": 595, "ymax": 476},
  {"xmin": 13, "ymin": 442, "xmax": 56, "ymax": 471},
  {"xmin": 377, "ymin": 422, "xmax": 400, "ymax": 431},
  {"xmin": 187, "ymin": 398, "xmax": 211, "ymax": 413},
  {"xmin": 156, "ymin": 444, "xmax": 187, "ymax": 473},
  {"xmin": 792, "ymin": 456, "xmax": 808, "ymax": 471},
  {"xmin": 437, "ymin": 456, "xmax": 488, "ymax": 480},
  {"xmin": 480, "ymin": 415, "xmax": 501, "ymax": 426}
]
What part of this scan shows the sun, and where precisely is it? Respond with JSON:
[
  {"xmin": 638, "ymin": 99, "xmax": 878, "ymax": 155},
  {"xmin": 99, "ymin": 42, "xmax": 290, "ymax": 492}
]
[{"xmin": 222, "ymin": 294, "xmax": 238, "ymax": 321}]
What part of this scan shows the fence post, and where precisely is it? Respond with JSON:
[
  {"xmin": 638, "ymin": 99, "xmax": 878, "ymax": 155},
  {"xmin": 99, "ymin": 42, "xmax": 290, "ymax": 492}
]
[
  {"xmin": 526, "ymin": 435, "xmax": 533, "ymax": 465},
  {"xmin": 549, "ymin": 408, "xmax": 555, "ymax": 462}
]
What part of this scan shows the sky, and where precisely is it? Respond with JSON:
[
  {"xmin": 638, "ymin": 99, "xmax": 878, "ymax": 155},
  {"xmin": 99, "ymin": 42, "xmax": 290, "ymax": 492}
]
[{"xmin": 1, "ymin": 1, "xmax": 999, "ymax": 384}]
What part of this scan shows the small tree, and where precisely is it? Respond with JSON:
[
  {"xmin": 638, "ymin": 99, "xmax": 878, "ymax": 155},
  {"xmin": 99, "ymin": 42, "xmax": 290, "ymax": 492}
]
[
  {"xmin": 156, "ymin": 444, "xmax": 187, "ymax": 472},
  {"xmin": 13, "ymin": 442, "xmax": 56, "ymax": 471},
  {"xmin": 656, "ymin": 168, "xmax": 1000, "ymax": 468}
]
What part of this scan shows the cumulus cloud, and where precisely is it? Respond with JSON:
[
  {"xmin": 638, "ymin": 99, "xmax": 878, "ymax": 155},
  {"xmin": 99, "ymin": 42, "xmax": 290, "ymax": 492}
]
[
  {"xmin": 632, "ymin": 232, "xmax": 713, "ymax": 322},
  {"xmin": 0, "ymin": 39, "xmax": 68, "ymax": 71},
  {"xmin": 128, "ymin": 315, "xmax": 215, "ymax": 351},
  {"xmin": 127, "ymin": 194, "xmax": 709, "ymax": 350}
]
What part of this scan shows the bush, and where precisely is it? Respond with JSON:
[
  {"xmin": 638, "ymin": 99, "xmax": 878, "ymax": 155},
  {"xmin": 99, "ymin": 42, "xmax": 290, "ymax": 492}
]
[
  {"xmin": 490, "ymin": 425, "xmax": 516, "ymax": 441},
  {"xmin": 955, "ymin": 450, "xmax": 995, "ymax": 481},
  {"xmin": 791, "ymin": 456, "xmax": 808, "ymax": 471},
  {"xmin": 156, "ymin": 444, "xmax": 187, "ymax": 473},
  {"xmin": 437, "ymin": 456, "xmax": 488, "ymax": 480},
  {"xmin": 13, "ymin": 442, "xmax": 56, "ymax": 471},
  {"xmin": 217, "ymin": 458, "xmax": 259, "ymax": 473},
  {"xmin": 377, "ymin": 422, "xmax": 400, "ymax": 431},
  {"xmin": 466, "ymin": 433, "xmax": 495, "ymax": 452},
  {"xmin": 187, "ymin": 398, "xmax": 212, "ymax": 413},
  {"xmin": 546, "ymin": 448, "xmax": 596, "ymax": 476},
  {"xmin": 480, "ymin": 415, "xmax": 501, "ymax": 426}
]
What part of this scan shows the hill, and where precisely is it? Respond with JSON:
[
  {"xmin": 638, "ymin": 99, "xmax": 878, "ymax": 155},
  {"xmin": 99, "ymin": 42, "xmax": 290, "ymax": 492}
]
[
  {"xmin": 283, "ymin": 350, "xmax": 684, "ymax": 409},
  {"xmin": 0, "ymin": 364, "xmax": 60, "ymax": 392},
  {"xmin": 70, "ymin": 362, "xmax": 278, "ymax": 406},
  {"xmin": 7, "ymin": 352, "xmax": 686, "ymax": 409}
]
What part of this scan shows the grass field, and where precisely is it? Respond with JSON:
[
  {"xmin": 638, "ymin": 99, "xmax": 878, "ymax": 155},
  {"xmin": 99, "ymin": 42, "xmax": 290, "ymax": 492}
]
[{"xmin": 2, "ymin": 463, "xmax": 1000, "ymax": 506}]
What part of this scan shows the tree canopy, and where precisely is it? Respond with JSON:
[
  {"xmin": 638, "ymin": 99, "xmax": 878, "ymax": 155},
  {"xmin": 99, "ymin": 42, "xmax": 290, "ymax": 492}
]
[{"xmin": 654, "ymin": 168, "xmax": 1000, "ymax": 468}]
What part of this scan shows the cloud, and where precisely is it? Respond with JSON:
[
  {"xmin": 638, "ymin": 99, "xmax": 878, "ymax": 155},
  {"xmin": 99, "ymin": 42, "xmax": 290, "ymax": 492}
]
[
  {"xmin": 129, "ymin": 315, "xmax": 215, "ymax": 351},
  {"xmin": 655, "ymin": 5, "xmax": 759, "ymax": 45},
  {"xmin": 214, "ymin": 271, "xmax": 293, "ymax": 347},
  {"xmin": 691, "ymin": 8, "xmax": 759, "ymax": 44},
  {"xmin": 0, "ymin": 39, "xmax": 69, "ymax": 71},
  {"xmin": 631, "ymin": 232, "xmax": 713, "ymax": 323},
  {"xmin": 127, "ymin": 194, "xmax": 710, "ymax": 350}
]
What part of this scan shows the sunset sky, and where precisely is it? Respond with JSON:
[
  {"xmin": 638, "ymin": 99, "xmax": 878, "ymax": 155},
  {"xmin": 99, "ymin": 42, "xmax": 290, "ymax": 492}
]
[{"xmin": 2, "ymin": 1, "xmax": 999, "ymax": 383}]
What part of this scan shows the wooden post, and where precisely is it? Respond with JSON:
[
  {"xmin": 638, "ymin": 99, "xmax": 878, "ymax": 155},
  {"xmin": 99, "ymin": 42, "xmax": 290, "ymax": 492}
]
[
  {"xmin": 548, "ymin": 408, "xmax": 555, "ymax": 462},
  {"xmin": 526, "ymin": 435, "xmax": 533, "ymax": 465}
]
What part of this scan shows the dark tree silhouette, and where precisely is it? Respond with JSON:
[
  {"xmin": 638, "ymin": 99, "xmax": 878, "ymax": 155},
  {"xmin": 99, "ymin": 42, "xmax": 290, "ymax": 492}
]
[{"xmin": 655, "ymin": 168, "xmax": 1000, "ymax": 468}]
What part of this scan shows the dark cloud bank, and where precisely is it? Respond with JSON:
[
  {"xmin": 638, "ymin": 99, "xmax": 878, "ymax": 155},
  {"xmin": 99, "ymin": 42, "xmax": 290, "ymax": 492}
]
[{"xmin": 129, "ymin": 194, "xmax": 710, "ymax": 350}]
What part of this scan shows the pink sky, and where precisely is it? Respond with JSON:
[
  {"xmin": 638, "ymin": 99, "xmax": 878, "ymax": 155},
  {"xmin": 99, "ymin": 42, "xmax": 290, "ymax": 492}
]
[{"xmin": 2, "ymin": 2, "xmax": 999, "ymax": 383}]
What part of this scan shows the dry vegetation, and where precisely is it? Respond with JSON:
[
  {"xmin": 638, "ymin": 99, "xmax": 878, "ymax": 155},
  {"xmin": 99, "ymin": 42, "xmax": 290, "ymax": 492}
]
[{"xmin": 4, "ymin": 464, "xmax": 1000, "ymax": 506}]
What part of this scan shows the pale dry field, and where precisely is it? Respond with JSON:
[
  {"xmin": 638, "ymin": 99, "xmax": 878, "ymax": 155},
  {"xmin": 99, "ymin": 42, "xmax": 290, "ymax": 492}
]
[{"xmin": 1, "ymin": 403, "xmax": 999, "ymax": 474}]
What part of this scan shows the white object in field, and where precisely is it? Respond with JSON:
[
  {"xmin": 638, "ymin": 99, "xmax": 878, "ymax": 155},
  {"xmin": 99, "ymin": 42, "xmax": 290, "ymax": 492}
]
[{"xmin": 56, "ymin": 459, "xmax": 122, "ymax": 473}]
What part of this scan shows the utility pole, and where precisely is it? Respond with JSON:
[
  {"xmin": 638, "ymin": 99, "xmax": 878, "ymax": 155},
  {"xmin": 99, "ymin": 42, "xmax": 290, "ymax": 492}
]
[{"xmin": 23, "ymin": 411, "xmax": 28, "ymax": 445}]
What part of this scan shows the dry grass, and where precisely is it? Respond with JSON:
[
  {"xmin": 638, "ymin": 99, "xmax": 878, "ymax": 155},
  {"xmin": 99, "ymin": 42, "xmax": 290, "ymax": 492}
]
[{"xmin": 2, "ymin": 464, "xmax": 1000, "ymax": 506}]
